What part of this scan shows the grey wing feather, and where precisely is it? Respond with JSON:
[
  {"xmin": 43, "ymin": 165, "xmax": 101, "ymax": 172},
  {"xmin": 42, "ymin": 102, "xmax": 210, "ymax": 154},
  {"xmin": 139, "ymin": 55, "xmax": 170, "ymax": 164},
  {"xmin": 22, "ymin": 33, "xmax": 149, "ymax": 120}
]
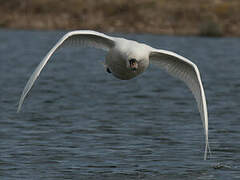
[
  {"xmin": 17, "ymin": 30, "xmax": 115, "ymax": 112},
  {"xmin": 149, "ymin": 49, "xmax": 210, "ymax": 160}
]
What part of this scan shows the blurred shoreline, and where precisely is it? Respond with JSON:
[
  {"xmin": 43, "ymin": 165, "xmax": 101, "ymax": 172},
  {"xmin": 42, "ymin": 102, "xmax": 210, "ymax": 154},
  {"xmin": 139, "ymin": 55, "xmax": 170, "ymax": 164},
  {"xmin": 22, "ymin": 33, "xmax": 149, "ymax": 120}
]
[{"xmin": 1, "ymin": 0, "xmax": 240, "ymax": 37}]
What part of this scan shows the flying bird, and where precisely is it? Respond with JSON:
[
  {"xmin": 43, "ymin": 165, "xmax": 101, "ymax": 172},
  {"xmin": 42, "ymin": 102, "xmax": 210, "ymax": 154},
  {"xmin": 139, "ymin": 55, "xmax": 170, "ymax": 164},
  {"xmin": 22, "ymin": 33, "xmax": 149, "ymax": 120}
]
[{"xmin": 17, "ymin": 30, "xmax": 210, "ymax": 159}]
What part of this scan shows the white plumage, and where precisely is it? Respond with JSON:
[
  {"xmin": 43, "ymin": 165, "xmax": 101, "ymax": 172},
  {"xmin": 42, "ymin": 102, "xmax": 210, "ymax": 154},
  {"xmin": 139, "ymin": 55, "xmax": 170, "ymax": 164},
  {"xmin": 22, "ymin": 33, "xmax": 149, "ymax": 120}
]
[{"xmin": 18, "ymin": 30, "xmax": 210, "ymax": 159}]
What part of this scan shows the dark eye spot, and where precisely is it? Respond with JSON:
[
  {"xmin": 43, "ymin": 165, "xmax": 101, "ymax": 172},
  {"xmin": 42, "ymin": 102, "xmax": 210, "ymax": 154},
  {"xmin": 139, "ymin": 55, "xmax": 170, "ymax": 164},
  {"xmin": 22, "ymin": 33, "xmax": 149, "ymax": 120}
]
[{"xmin": 106, "ymin": 67, "xmax": 111, "ymax": 73}]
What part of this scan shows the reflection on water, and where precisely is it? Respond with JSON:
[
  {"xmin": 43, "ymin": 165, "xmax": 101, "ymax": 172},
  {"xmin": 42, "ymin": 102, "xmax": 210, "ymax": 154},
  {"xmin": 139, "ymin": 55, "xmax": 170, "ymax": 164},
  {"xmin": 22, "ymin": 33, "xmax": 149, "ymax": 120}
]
[{"xmin": 0, "ymin": 29, "xmax": 240, "ymax": 179}]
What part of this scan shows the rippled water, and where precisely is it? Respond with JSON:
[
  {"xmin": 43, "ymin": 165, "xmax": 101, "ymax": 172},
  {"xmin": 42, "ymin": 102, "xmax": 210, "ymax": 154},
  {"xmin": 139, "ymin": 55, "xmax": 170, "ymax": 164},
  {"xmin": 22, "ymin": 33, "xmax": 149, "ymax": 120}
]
[{"xmin": 1, "ymin": 29, "xmax": 240, "ymax": 179}]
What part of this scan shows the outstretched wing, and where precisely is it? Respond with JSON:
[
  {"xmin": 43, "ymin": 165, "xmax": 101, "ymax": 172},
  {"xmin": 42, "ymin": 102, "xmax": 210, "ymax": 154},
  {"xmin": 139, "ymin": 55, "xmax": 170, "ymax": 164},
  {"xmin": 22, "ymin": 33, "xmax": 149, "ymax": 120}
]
[
  {"xmin": 17, "ymin": 30, "xmax": 115, "ymax": 112},
  {"xmin": 149, "ymin": 49, "xmax": 210, "ymax": 160}
]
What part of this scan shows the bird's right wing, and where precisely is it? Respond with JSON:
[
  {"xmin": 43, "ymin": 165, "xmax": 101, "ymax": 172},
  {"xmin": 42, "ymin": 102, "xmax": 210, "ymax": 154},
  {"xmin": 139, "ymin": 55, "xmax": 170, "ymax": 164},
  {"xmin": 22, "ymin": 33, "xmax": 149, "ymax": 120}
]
[
  {"xmin": 17, "ymin": 30, "xmax": 115, "ymax": 112},
  {"xmin": 149, "ymin": 49, "xmax": 210, "ymax": 160}
]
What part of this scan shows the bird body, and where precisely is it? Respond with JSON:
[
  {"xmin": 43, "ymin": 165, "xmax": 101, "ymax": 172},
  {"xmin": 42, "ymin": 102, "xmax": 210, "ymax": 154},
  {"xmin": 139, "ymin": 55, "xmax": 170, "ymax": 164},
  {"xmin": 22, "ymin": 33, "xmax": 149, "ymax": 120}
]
[{"xmin": 17, "ymin": 30, "xmax": 210, "ymax": 159}]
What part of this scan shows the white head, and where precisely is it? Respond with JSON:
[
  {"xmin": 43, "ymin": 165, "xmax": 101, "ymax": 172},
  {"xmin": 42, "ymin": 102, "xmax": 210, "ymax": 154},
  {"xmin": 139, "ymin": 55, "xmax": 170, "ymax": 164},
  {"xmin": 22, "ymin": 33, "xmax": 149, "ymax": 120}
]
[{"xmin": 106, "ymin": 40, "xmax": 150, "ymax": 80}]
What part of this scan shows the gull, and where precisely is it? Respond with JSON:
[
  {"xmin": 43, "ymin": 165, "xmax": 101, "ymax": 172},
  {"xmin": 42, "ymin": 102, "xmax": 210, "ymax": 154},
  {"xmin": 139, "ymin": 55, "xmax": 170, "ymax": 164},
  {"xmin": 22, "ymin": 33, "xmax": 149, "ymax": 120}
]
[{"xmin": 17, "ymin": 30, "xmax": 210, "ymax": 159}]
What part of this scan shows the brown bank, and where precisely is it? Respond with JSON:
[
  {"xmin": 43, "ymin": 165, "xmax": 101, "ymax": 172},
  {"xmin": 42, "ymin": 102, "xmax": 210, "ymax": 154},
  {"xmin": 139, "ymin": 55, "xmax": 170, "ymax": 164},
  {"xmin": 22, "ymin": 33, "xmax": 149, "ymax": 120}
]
[{"xmin": 1, "ymin": 0, "xmax": 240, "ymax": 36}]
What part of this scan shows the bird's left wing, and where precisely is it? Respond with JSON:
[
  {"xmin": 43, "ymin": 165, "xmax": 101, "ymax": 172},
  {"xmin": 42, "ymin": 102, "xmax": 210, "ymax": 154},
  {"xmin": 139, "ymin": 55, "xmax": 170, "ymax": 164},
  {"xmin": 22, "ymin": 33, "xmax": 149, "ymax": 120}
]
[
  {"xmin": 149, "ymin": 49, "xmax": 210, "ymax": 160},
  {"xmin": 17, "ymin": 30, "xmax": 115, "ymax": 112}
]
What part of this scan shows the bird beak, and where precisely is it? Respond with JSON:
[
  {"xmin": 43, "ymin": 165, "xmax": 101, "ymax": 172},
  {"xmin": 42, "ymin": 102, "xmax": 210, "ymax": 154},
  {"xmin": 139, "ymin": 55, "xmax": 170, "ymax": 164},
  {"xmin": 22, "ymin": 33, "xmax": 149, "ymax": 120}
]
[{"xmin": 129, "ymin": 59, "xmax": 138, "ymax": 71}]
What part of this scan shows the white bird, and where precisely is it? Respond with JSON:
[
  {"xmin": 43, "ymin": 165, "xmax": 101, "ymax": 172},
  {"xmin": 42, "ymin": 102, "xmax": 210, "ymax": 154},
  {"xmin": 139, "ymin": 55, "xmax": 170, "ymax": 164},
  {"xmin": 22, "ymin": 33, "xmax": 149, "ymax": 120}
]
[{"xmin": 17, "ymin": 30, "xmax": 210, "ymax": 159}]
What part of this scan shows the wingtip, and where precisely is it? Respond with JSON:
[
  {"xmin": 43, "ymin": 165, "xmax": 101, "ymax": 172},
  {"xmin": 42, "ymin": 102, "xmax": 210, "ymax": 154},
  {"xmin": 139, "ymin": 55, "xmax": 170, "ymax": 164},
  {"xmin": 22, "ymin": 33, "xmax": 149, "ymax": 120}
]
[
  {"xmin": 204, "ymin": 143, "xmax": 208, "ymax": 160},
  {"xmin": 203, "ymin": 141, "xmax": 211, "ymax": 160},
  {"xmin": 17, "ymin": 104, "xmax": 21, "ymax": 113},
  {"xmin": 17, "ymin": 97, "xmax": 24, "ymax": 113}
]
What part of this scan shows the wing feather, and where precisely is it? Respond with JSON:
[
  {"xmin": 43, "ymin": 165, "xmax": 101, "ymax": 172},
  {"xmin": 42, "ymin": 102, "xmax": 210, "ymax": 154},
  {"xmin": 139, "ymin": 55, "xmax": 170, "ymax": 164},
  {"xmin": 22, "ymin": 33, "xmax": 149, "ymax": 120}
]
[
  {"xmin": 17, "ymin": 30, "xmax": 115, "ymax": 112},
  {"xmin": 149, "ymin": 49, "xmax": 210, "ymax": 160}
]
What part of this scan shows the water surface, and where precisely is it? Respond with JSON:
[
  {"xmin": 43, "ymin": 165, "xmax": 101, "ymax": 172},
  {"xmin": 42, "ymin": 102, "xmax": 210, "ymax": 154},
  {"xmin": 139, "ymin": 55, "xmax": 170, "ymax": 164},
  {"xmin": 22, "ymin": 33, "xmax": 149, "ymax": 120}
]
[{"xmin": 0, "ymin": 29, "xmax": 240, "ymax": 179}]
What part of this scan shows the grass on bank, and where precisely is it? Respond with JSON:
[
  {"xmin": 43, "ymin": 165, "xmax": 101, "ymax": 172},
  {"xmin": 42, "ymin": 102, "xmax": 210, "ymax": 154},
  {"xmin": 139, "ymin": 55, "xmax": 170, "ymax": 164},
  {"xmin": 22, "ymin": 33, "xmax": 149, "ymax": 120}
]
[{"xmin": 0, "ymin": 0, "xmax": 239, "ymax": 36}]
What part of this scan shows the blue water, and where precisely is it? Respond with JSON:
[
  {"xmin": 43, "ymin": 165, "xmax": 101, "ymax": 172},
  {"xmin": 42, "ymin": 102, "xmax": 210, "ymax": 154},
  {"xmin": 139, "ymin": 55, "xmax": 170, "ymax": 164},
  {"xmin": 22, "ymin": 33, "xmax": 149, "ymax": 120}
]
[{"xmin": 1, "ymin": 29, "xmax": 240, "ymax": 179}]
